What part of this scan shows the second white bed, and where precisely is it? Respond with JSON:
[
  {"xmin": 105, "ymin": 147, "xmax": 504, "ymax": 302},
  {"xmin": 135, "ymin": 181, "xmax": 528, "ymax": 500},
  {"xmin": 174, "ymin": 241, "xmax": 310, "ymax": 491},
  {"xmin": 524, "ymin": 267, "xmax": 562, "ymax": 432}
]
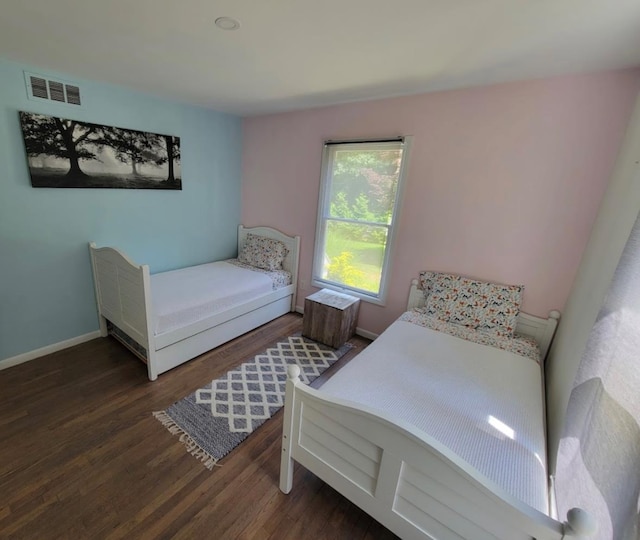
[
  {"xmin": 320, "ymin": 319, "xmax": 548, "ymax": 514},
  {"xmin": 90, "ymin": 225, "xmax": 300, "ymax": 381}
]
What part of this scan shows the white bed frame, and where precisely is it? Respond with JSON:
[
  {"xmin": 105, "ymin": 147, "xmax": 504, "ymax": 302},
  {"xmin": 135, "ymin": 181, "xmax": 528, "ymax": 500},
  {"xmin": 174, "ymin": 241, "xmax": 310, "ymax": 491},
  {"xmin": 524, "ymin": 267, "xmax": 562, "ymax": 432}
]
[
  {"xmin": 405, "ymin": 279, "xmax": 561, "ymax": 362},
  {"xmin": 89, "ymin": 225, "xmax": 300, "ymax": 381},
  {"xmin": 280, "ymin": 279, "xmax": 596, "ymax": 540}
]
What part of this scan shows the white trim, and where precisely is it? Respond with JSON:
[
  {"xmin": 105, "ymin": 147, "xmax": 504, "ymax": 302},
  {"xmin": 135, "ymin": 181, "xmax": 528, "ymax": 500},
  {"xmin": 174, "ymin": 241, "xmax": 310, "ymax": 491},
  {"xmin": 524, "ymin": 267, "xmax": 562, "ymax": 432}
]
[
  {"xmin": 0, "ymin": 330, "xmax": 102, "ymax": 371},
  {"xmin": 355, "ymin": 327, "xmax": 378, "ymax": 341}
]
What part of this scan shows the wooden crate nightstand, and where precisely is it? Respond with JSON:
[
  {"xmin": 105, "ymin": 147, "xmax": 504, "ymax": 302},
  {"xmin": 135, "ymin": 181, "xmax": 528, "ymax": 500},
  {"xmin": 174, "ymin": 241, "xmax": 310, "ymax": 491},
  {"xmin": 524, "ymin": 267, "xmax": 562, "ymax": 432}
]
[{"xmin": 302, "ymin": 289, "xmax": 360, "ymax": 349}]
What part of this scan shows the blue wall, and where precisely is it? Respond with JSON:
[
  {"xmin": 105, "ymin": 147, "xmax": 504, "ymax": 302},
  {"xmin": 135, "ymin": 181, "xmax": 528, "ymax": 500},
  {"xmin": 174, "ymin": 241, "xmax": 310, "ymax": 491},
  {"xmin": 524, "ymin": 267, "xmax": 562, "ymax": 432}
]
[{"xmin": 0, "ymin": 59, "xmax": 243, "ymax": 361}]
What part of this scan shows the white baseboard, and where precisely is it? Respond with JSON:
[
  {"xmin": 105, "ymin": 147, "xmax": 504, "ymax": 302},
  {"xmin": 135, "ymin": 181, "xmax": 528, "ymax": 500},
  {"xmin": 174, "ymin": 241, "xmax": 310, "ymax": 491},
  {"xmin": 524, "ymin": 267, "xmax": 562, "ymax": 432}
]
[
  {"xmin": 294, "ymin": 305, "xmax": 378, "ymax": 341},
  {"xmin": 0, "ymin": 330, "xmax": 103, "ymax": 371},
  {"xmin": 355, "ymin": 327, "xmax": 378, "ymax": 340}
]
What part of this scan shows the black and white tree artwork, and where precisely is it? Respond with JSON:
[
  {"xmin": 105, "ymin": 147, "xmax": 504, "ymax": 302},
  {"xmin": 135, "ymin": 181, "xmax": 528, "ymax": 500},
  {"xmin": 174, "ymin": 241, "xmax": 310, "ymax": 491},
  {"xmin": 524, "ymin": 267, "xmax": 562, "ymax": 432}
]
[{"xmin": 19, "ymin": 111, "xmax": 182, "ymax": 189}]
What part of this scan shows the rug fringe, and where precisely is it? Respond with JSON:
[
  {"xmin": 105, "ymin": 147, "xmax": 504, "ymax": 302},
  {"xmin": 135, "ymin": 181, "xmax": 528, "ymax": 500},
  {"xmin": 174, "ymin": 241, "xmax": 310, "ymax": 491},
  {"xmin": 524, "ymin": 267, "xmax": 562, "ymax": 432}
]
[{"xmin": 152, "ymin": 411, "xmax": 220, "ymax": 470}]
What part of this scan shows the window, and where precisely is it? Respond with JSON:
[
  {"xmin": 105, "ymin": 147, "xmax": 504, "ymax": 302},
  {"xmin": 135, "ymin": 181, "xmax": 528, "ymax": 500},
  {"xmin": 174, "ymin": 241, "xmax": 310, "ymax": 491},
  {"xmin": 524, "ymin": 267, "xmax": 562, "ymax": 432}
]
[{"xmin": 312, "ymin": 138, "xmax": 411, "ymax": 304}]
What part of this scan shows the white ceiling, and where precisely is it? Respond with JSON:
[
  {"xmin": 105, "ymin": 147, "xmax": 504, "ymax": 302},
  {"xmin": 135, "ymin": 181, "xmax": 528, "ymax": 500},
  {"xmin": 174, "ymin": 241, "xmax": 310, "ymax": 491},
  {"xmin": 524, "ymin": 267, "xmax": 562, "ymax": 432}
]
[{"xmin": 2, "ymin": 0, "xmax": 640, "ymax": 116}]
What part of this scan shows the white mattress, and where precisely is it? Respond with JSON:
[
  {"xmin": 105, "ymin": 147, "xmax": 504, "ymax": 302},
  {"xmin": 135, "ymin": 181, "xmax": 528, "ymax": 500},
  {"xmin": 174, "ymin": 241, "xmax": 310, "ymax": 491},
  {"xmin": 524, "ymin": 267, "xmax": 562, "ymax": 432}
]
[
  {"xmin": 151, "ymin": 261, "xmax": 274, "ymax": 336},
  {"xmin": 320, "ymin": 320, "xmax": 548, "ymax": 513}
]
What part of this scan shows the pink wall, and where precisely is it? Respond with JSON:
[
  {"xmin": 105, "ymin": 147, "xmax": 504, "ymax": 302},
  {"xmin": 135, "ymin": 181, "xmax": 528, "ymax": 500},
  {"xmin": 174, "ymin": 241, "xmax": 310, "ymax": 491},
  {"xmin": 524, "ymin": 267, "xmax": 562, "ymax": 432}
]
[{"xmin": 242, "ymin": 70, "xmax": 640, "ymax": 336}]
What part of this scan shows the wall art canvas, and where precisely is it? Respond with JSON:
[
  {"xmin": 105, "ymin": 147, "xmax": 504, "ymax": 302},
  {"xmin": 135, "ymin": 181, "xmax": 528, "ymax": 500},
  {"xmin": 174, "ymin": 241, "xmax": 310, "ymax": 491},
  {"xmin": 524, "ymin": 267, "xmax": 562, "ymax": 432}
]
[{"xmin": 19, "ymin": 111, "xmax": 181, "ymax": 189}]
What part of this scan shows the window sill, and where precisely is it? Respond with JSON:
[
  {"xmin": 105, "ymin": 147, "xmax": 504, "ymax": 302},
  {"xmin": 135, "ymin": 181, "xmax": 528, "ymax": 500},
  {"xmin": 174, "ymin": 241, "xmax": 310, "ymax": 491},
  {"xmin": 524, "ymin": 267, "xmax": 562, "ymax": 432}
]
[{"xmin": 311, "ymin": 279, "xmax": 387, "ymax": 307}]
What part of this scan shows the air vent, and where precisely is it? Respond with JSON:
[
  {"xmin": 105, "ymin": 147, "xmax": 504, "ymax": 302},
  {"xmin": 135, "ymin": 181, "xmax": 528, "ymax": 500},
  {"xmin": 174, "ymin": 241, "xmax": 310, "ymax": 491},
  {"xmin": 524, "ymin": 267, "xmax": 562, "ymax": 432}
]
[
  {"xmin": 48, "ymin": 80, "xmax": 65, "ymax": 102},
  {"xmin": 30, "ymin": 76, "xmax": 48, "ymax": 99},
  {"xmin": 24, "ymin": 71, "xmax": 83, "ymax": 106},
  {"xmin": 65, "ymin": 85, "xmax": 81, "ymax": 105}
]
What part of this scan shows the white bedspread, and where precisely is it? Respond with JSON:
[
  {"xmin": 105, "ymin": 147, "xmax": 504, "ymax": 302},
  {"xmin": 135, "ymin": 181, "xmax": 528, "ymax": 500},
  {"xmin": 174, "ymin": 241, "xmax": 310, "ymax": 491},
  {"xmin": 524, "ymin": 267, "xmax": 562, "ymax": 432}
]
[
  {"xmin": 151, "ymin": 261, "xmax": 274, "ymax": 336},
  {"xmin": 320, "ymin": 320, "xmax": 548, "ymax": 514}
]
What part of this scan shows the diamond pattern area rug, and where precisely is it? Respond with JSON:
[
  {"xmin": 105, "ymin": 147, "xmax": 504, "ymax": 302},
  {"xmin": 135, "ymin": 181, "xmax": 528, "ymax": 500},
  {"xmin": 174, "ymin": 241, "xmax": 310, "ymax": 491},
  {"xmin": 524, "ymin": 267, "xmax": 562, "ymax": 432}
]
[{"xmin": 153, "ymin": 335, "xmax": 352, "ymax": 469}]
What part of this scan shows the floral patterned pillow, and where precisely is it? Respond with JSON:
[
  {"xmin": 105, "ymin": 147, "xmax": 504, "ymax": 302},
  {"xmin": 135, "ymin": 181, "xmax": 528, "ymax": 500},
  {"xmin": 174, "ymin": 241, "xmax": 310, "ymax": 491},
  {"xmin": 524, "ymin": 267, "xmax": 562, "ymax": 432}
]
[
  {"xmin": 424, "ymin": 273, "xmax": 523, "ymax": 337},
  {"xmin": 238, "ymin": 234, "xmax": 288, "ymax": 271},
  {"xmin": 418, "ymin": 270, "xmax": 437, "ymax": 298}
]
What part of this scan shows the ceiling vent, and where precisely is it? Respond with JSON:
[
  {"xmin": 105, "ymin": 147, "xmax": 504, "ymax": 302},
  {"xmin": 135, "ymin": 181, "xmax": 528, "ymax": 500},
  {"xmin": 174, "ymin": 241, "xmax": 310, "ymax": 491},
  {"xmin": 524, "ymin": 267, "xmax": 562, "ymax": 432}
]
[{"xmin": 24, "ymin": 71, "xmax": 82, "ymax": 106}]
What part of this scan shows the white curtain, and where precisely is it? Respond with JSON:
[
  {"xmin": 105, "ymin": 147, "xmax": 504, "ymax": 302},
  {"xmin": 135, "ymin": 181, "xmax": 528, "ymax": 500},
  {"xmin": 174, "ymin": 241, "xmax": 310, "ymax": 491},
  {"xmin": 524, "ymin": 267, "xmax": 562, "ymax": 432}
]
[
  {"xmin": 546, "ymin": 93, "xmax": 640, "ymax": 471},
  {"xmin": 555, "ymin": 212, "xmax": 640, "ymax": 540}
]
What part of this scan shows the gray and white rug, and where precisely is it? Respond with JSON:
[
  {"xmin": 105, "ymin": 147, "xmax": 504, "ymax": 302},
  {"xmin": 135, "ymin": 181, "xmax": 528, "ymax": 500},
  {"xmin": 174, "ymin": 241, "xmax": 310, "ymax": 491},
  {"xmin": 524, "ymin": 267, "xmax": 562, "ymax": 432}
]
[{"xmin": 153, "ymin": 335, "xmax": 352, "ymax": 469}]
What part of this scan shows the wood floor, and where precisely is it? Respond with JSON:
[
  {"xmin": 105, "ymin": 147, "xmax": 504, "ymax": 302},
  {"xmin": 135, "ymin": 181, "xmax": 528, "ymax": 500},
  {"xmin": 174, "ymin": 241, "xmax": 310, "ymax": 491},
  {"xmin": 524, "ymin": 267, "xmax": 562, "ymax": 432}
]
[{"xmin": 0, "ymin": 313, "xmax": 399, "ymax": 539}]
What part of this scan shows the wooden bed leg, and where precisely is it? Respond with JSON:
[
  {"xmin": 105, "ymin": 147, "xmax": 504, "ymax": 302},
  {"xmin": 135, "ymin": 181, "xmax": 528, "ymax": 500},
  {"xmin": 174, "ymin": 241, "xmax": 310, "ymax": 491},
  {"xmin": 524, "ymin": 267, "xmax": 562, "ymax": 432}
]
[{"xmin": 280, "ymin": 364, "xmax": 300, "ymax": 494}]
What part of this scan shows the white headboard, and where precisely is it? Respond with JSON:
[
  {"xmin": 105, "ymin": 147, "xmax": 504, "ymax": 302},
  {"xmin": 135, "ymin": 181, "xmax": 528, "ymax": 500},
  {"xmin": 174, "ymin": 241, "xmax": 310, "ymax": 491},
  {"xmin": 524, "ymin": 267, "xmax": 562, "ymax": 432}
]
[
  {"xmin": 238, "ymin": 225, "xmax": 301, "ymax": 309},
  {"xmin": 407, "ymin": 278, "xmax": 560, "ymax": 361}
]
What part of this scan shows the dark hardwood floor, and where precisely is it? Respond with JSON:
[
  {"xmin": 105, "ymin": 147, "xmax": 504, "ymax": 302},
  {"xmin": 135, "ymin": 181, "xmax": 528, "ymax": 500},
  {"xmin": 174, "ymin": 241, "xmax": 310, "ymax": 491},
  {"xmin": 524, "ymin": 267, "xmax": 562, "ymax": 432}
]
[{"xmin": 0, "ymin": 313, "xmax": 399, "ymax": 539}]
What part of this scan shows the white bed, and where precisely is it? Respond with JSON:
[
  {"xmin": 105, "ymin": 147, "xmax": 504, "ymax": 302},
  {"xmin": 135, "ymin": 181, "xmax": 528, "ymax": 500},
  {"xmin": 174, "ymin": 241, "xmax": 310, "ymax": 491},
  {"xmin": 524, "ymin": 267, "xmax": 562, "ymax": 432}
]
[
  {"xmin": 280, "ymin": 279, "xmax": 596, "ymax": 540},
  {"xmin": 89, "ymin": 225, "xmax": 300, "ymax": 381}
]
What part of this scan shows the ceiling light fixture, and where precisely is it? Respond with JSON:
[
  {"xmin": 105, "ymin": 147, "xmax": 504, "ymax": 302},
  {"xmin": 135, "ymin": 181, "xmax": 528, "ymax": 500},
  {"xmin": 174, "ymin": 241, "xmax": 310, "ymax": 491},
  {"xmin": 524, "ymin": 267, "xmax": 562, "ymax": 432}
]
[{"xmin": 215, "ymin": 16, "xmax": 240, "ymax": 31}]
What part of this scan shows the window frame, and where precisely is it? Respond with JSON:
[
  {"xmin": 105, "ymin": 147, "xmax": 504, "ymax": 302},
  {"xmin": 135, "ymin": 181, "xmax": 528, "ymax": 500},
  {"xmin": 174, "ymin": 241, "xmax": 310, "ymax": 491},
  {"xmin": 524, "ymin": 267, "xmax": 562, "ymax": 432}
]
[{"xmin": 311, "ymin": 137, "xmax": 412, "ymax": 305}]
